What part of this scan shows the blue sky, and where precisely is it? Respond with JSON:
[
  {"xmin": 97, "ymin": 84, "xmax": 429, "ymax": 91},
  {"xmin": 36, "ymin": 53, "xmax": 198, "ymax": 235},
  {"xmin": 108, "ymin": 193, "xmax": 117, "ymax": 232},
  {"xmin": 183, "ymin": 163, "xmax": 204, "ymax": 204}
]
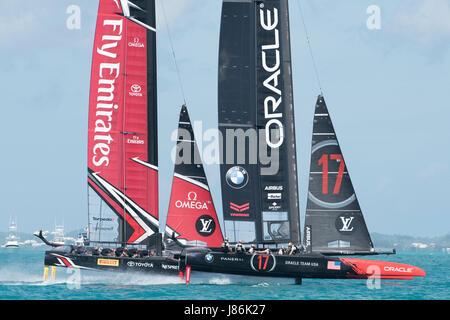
[{"xmin": 0, "ymin": 0, "xmax": 449, "ymax": 237}]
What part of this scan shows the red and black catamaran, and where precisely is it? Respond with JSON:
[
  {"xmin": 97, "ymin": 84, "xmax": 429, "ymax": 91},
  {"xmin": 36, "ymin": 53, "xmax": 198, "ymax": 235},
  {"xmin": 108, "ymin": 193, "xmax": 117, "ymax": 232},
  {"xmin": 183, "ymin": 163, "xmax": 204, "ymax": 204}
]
[{"xmin": 39, "ymin": 0, "xmax": 425, "ymax": 284}]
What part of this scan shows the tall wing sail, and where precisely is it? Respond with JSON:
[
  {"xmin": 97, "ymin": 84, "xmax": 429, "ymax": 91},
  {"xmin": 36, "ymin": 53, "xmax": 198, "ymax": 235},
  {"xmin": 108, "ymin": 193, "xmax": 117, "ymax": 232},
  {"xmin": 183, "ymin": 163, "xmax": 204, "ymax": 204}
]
[
  {"xmin": 87, "ymin": 0, "xmax": 159, "ymax": 244},
  {"xmin": 304, "ymin": 95, "xmax": 374, "ymax": 254},
  {"xmin": 218, "ymin": 0, "xmax": 300, "ymax": 245},
  {"xmin": 165, "ymin": 105, "xmax": 224, "ymax": 247}
]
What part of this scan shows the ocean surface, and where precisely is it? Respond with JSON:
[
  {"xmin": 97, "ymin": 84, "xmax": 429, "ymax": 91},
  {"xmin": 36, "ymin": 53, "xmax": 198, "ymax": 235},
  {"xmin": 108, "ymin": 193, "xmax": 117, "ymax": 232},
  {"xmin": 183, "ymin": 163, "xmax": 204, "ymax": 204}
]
[{"xmin": 0, "ymin": 248, "xmax": 448, "ymax": 300}]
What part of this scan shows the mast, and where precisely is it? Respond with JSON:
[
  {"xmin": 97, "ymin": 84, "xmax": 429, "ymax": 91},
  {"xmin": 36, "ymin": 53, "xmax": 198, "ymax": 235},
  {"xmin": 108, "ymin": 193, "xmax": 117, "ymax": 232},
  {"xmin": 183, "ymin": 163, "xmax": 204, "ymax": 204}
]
[
  {"xmin": 165, "ymin": 106, "xmax": 224, "ymax": 247},
  {"xmin": 87, "ymin": 0, "xmax": 159, "ymax": 244},
  {"xmin": 218, "ymin": 0, "xmax": 300, "ymax": 245},
  {"xmin": 304, "ymin": 95, "xmax": 374, "ymax": 255}
]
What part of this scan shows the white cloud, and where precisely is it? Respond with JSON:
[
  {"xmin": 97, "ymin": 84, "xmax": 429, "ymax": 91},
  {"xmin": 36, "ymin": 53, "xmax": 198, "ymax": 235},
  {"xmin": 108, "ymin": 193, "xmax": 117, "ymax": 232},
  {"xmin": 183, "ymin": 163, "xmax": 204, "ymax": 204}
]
[{"xmin": 395, "ymin": 0, "xmax": 450, "ymax": 43}]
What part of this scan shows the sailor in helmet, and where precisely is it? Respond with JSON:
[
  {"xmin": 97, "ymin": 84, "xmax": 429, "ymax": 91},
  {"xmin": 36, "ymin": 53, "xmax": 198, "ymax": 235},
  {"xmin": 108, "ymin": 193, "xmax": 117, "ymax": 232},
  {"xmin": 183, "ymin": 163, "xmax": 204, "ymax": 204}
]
[
  {"xmin": 288, "ymin": 242, "xmax": 298, "ymax": 255},
  {"xmin": 221, "ymin": 237, "xmax": 232, "ymax": 253},
  {"xmin": 235, "ymin": 240, "xmax": 246, "ymax": 254}
]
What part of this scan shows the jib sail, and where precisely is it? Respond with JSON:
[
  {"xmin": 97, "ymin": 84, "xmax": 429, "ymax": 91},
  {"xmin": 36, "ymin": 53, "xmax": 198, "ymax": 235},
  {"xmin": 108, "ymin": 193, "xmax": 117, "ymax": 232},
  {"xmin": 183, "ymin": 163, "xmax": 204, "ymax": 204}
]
[
  {"xmin": 87, "ymin": 0, "xmax": 159, "ymax": 244},
  {"xmin": 218, "ymin": 0, "xmax": 300, "ymax": 245},
  {"xmin": 165, "ymin": 105, "xmax": 224, "ymax": 247},
  {"xmin": 304, "ymin": 95, "xmax": 374, "ymax": 254}
]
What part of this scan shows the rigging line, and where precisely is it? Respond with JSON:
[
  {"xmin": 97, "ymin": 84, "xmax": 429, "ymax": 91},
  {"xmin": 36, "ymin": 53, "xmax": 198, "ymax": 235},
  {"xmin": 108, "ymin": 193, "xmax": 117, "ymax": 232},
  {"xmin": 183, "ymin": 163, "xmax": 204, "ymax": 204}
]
[
  {"xmin": 295, "ymin": 0, "xmax": 324, "ymax": 95},
  {"xmin": 158, "ymin": 0, "xmax": 187, "ymax": 106}
]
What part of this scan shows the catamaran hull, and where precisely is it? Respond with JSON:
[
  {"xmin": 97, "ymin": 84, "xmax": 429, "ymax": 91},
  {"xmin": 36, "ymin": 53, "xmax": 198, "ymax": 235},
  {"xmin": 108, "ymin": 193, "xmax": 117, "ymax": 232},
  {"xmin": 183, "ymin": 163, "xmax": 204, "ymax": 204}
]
[
  {"xmin": 44, "ymin": 250, "xmax": 181, "ymax": 275},
  {"xmin": 181, "ymin": 249, "xmax": 426, "ymax": 280}
]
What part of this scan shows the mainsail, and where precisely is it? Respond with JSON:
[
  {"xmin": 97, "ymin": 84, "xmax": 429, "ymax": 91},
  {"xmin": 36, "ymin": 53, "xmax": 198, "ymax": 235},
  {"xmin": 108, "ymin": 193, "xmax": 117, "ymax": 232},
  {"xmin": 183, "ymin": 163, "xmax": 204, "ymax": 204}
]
[
  {"xmin": 165, "ymin": 105, "xmax": 224, "ymax": 247},
  {"xmin": 218, "ymin": 0, "xmax": 300, "ymax": 245},
  {"xmin": 304, "ymin": 95, "xmax": 374, "ymax": 254},
  {"xmin": 87, "ymin": 0, "xmax": 159, "ymax": 244}
]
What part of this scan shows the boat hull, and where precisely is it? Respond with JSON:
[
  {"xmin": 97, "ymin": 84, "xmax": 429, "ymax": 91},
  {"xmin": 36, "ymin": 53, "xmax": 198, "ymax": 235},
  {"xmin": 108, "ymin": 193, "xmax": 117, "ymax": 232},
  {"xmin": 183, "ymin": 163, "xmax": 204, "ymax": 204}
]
[
  {"xmin": 44, "ymin": 250, "xmax": 181, "ymax": 274},
  {"xmin": 181, "ymin": 248, "xmax": 426, "ymax": 280}
]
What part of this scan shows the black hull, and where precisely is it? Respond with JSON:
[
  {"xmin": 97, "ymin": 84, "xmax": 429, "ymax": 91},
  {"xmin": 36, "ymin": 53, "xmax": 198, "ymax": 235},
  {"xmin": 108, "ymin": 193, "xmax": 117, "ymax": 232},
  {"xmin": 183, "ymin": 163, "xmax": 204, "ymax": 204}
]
[
  {"xmin": 44, "ymin": 250, "xmax": 181, "ymax": 275},
  {"xmin": 180, "ymin": 248, "xmax": 426, "ymax": 280},
  {"xmin": 181, "ymin": 248, "xmax": 352, "ymax": 279}
]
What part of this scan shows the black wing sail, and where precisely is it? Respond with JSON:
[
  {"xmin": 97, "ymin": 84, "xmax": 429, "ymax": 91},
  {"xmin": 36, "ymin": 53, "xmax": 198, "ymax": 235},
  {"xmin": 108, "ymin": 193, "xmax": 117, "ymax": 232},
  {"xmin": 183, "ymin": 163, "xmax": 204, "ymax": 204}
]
[
  {"xmin": 304, "ymin": 95, "xmax": 374, "ymax": 255},
  {"xmin": 218, "ymin": 0, "xmax": 300, "ymax": 245}
]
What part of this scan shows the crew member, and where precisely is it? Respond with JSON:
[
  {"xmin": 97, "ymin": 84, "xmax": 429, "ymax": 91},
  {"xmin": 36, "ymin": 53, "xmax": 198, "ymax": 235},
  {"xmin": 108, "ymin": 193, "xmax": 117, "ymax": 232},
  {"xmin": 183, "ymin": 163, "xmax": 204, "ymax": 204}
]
[
  {"xmin": 248, "ymin": 244, "xmax": 256, "ymax": 254},
  {"xmin": 221, "ymin": 237, "xmax": 232, "ymax": 253},
  {"xmin": 235, "ymin": 240, "xmax": 246, "ymax": 254},
  {"xmin": 288, "ymin": 243, "xmax": 298, "ymax": 255},
  {"xmin": 92, "ymin": 247, "xmax": 100, "ymax": 256},
  {"xmin": 278, "ymin": 246, "xmax": 287, "ymax": 255}
]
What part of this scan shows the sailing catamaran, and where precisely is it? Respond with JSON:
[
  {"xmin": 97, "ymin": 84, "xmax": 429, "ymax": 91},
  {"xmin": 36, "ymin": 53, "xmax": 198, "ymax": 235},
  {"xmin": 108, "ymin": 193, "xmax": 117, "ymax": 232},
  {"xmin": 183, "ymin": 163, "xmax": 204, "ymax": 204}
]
[
  {"xmin": 38, "ymin": 0, "xmax": 425, "ymax": 284},
  {"xmin": 38, "ymin": 0, "xmax": 180, "ymax": 276},
  {"xmin": 176, "ymin": 0, "xmax": 425, "ymax": 283}
]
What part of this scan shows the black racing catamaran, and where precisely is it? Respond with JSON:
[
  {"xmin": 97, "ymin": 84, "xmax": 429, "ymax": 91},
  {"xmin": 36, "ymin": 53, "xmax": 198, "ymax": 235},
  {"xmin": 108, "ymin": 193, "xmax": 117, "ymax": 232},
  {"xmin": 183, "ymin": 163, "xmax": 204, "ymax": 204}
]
[{"xmin": 177, "ymin": 0, "xmax": 425, "ymax": 283}]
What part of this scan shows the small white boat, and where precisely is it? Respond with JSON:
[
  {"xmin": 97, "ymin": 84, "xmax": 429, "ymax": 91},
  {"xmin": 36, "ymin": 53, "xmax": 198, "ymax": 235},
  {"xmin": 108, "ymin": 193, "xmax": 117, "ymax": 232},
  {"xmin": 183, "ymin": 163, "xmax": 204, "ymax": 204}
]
[{"xmin": 4, "ymin": 218, "xmax": 20, "ymax": 248}]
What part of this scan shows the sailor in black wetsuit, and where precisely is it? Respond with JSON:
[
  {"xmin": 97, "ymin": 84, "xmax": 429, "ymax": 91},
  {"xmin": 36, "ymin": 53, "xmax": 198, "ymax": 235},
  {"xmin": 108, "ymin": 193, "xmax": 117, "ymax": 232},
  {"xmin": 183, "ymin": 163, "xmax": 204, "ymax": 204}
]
[
  {"xmin": 288, "ymin": 243, "xmax": 298, "ymax": 255},
  {"xmin": 115, "ymin": 247, "xmax": 124, "ymax": 257},
  {"xmin": 278, "ymin": 246, "xmax": 287, "ymax": 255},
  {"xmin": 92, "ymin": 247, "xmax": 100, "ymax": 256},
  {"xmin": 221, "ymin": 237, "xmax": 232, "ymax": 253},
  {"xmin": 235, "ymin": 240, "xmax": 246, "ymax": 254},
  {"xmin": 101, "ymin": 248, "xmax": 113, "ymax": 256},
  {"xmin": 75, "ymin": 245, "xmax": 86, "ymax": 255}
]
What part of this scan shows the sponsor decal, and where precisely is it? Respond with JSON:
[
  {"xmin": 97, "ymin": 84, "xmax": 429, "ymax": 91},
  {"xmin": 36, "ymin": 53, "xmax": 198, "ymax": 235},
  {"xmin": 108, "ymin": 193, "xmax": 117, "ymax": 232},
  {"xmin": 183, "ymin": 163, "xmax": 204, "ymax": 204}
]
[
  {"xmin": 230, "ymin": 202, "xmax": 249, "ymax": 212},
  {"xmin": 92, "ymin": 217, "xmax": 115, "ymax": 222},
  {"xmin": 162, "ymin": 264, "xmax": 179, "ymax": 270},
  {"xmin": 195, "ymin": 215, "xmax": 216, "ymax": 237},
  {"xmin": 264, "ymin": 185, "xmax": 283, "ymax": 191},
  {"xmin": 129, "ymin": 84, "xmax": 143, "ymax": 97},
  {"xmin": 268, "ymin": 202, "xmax": 281, "ymax": 211},
  {"xmin": 285, "ymin": 260, "xmax": 319, "ymax": 267},
  {"xmin": 127, "ymin": 135, "xmax": 145, "ymax": 145},
  {"xmin": 229, "ymin": 202, "xmax": 250, "ymax": 217},
  {"xmin": 94, "ymin": 226, "xmax": 114, "ymax": 231},
  {"xmin": 220, "ymin": 256, "xmax": 244, "ymax": 262},
  {"xmin": 175, "ymin": 192, "xmax": 210, "ymax": 210},
  {"xmin": 92, "ymin": 18, "xmax": 124, "ymax": 167},
  {"xmin": 304, "ymin": 225, "xmax": 312, "ymax": 251},
  {"xmin": 259, "ymin": 4, "xmax": 284, "ymax": 149},
  {"xmin": 267, "ymin": 193, "xmax": 281, "ymax": 200},
  {"xmin": 327, "ymin": 261, "xmax": 341, "ymax": 270},
  {"xmin": 384, "ymin": 266, "xmax": 413, "ymax": 273},
  {"xmin": 205, "ymin": 254, "xmax": 214, "ymax": 263},
  {"xmin": 250, "ymin": 254, "xmax": 276, "ymax": 272},
  {"xmin": 127, "ymin": 261, "xmax": 154, "ymax": 268},
  {"xmin": 97, "ymin": 259, "xmax": 119, "ymax": 267},
  {"xmin": 128, "ymin": 37, "xmax": 145, "ymax": 48},
  {"xmin": 335, "ymin": 213, "xmax": 357, "ymax": 234},
  {"xmin": 225, "ymin": 166, "xmax": 249, "ymax": 189}
]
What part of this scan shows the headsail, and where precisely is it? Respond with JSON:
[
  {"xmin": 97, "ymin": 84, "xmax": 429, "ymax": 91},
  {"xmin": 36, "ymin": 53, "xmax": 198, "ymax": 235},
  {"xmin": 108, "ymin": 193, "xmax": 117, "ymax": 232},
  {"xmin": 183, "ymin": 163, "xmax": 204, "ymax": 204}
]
[
  {"xmin": 165, "ymin": 105, "xmax": 224, "ymax": 247},
  {"xmin": 218, "ymin": 0, "xmax": 300, "ymax": 245},
  {"xmin": 87, "ymin": 0, "xmax": 159, "ymax": 244},
  {"xmin": 304, "ymin": 95, "xmax": 374, "ymax": 254}
]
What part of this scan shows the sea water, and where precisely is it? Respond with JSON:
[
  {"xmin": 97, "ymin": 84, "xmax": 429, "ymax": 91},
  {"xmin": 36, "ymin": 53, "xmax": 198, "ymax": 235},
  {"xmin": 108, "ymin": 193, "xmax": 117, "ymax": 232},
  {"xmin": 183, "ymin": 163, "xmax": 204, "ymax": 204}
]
[{"xmin": 0, "ymin": 248, "xmax": 448, "ymax": 300}]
